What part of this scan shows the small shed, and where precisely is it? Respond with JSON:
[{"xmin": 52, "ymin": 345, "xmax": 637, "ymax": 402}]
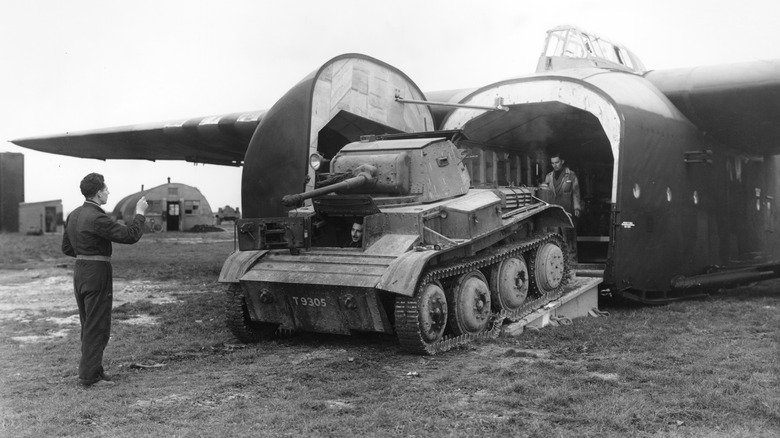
[
  {"xmin": 19, "ymin": 199, "xmax": 63, "ymax": 235},
  {"xmin": 113, "ymin": 180, "xmax": 215, "ymax": 232},
  {"xmin": 1, "ymin": 152, "xmax": 24, "ymax": 232}
]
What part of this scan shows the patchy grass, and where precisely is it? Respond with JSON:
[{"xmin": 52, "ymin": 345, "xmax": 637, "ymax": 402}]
[
  {"xmin": 1, "ymin": 231, "xmax": 779, "ymax": 437},
  {"xmin": 0, "ymin": 233, "xmax": 67, "ymax": 265},
  {"xmin": 0, "ymin": 231, "xmax": 235, "ymax": 279}
]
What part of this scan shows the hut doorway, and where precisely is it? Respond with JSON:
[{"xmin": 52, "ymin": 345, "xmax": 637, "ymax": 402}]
[
  {"xmin": 167, "ymin": 201, "xmax": 180, "ymax": 231},
  {"xmin": 44, "ymin": 206, "xmax": 57, "ymax": 232}
]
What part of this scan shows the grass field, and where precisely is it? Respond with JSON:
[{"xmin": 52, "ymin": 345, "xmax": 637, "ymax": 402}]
[{"xmin": 1, "ymin": 232, "xmax": 778, "ymax": 437}]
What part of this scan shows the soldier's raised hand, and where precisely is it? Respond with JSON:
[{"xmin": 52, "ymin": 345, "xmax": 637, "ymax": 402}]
[{"xmin": 136, "ymin": 196, "xmax": 149, "ymax": 215}]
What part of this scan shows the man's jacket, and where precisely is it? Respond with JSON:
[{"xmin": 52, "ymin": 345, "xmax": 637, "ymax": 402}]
[
  {"xmin": 62, "ymin": 201, "xmax": 145, "ymax": 257},
  {"xmin": 543, "ymin": 167, "xmax": 581, "ymax": 213}
]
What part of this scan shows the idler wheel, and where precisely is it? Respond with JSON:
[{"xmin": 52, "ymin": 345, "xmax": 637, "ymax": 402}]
[
  {"xmin": 489, "ymin": 256, "xmax": 529, "ymax": 311},
  {"xmin": 447, "ymin": 271, "xmax": 492, "ymax": 335},
  {"xmin": 395, "ymin": 281, "xmax": 449, "ymax": 354},
  {"xmin": 415, "ymin": 282, "xmax": 449, "ymax": 343},
  {"xmin": 532, "ymin": 241, "xmax": 565, "ymax": 293}
]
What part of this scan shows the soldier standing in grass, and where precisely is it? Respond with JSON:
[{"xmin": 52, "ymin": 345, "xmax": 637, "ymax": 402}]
[{"xmin": 62, "ymin": 173, "xmax": 148, "ymax": 387}]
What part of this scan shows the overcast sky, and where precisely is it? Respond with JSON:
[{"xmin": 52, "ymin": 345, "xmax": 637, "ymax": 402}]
[{"xmin": 1, "ymin": 0, "xmax": 778, "ymax": 215}]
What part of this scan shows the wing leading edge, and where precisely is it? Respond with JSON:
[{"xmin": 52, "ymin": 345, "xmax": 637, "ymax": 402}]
[{"xmin": 10, "ymin": 110, "xmax": 265, "ymax": 166}]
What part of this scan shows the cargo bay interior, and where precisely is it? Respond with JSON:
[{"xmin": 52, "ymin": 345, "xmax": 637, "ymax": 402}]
[{"xmin": 452, "ymin": 101, "xmax": 615, "ymax": 265}]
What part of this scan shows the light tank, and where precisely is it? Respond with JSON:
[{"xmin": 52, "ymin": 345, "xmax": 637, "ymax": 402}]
[{"xmin": 219, "ymin": 134, "xmax": 573, "ymax": 354}]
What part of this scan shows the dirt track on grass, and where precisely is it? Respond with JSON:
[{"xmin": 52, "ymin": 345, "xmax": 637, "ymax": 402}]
[{"xmin": 0, "ymin": 266, "xmax": 195, "ymax": 342}]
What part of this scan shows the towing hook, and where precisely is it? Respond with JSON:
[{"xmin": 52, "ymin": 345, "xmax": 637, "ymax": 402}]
[
  {"xmin": 342, "ymin": 294, "xmax": 358, "ymax": 310},
  {"xmin": 259, "ymin": 290, "xmax": 274, "ymax": 304}
]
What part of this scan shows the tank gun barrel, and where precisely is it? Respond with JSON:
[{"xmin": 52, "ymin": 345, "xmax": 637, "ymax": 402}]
[{"xmin": 281, "ymin": 166, "xmax": 377, "ymax": 207}]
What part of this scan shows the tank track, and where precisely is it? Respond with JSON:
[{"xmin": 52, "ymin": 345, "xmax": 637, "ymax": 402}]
[
  {"xmin": 225, "ymin": 284, "xmax": 285, "ymax": 342},
  {"xmin": 395, "ymin": 233, "xmax": 569, "ymax": 354}
]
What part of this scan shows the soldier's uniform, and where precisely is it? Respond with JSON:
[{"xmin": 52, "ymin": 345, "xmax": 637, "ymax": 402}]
[
  {"xmin": 62, "ymin": 201, "xmax": 145, "ymax": 386},
  {"xmin": 544, "ymin": 167, "xmax": 581, "ymax": 262}
]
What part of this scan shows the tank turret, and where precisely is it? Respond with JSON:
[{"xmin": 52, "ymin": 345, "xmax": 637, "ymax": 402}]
[{"xmin": 282, "ymin": 137, "xmax": 472, "ymax": 208}]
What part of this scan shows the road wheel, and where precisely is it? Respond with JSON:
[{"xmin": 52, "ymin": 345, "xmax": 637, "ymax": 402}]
[
  {"xmin": 447, "ymin": 271, "xmax": 492, "ymax": 336},
  {"xmin": 490, "ymin": 256, "xmax": 529, "ymax": 311},
  {"xmin": 225, "ymin": 283, "xmax": 278, "ymax": 343},
  {"xmin": 531, "ymin": 241, "xmax": 565, "ymax": 294}
]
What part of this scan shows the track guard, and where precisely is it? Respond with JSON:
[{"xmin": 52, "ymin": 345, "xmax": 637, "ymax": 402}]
[
  {"xmin": 532, "ymin": 205, "xmax": 573, "ymax": 229},
  {"xmin": 376, "ymin": 249, "xmax": 437, "ymax": 296},
  {"xmin": 218, "ymin": 250, "xmax": 268, "ymax": 283}
]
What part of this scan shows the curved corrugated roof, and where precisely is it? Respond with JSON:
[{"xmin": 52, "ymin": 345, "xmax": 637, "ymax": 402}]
[{"xmin": 112, "ymin": 182, "xmax": 212, "ymax": 221}]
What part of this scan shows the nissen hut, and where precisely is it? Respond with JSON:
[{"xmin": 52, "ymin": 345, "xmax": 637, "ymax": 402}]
[{"xmin": 113, "ymin": 179, "xmax": 215, "ymax": 232}]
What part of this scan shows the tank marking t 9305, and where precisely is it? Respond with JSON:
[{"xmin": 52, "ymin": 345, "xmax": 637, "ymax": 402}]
[{"xmin": 291, "ymin": 296, "xmax": 328, "ymax": 307}]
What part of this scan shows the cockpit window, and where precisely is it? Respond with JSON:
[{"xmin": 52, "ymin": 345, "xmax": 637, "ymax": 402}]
[
  {"xmin": 540, "ymin": 26, "xmax": 646, "ymax": 74},
  {"xmin": 565, "ymin": 38, "xmax": 586, "ymax": 57},
  {"xmin": 544, "ymin": 29, "xmax": 569, "ymax": 57},
  {"xmin": 617, "ymin": 47, "xmax": 634, "ymax": 69},
  {"xmin": 544, "ymin": 28, "xmax": 587, "ymax": 58},
  {"xmin": 581, "ymin": 34, "xmax": 596, "ymax": 55},
  {"xmin": 596, "ymin": 39, "xmax": 621, "ymax": 64}
]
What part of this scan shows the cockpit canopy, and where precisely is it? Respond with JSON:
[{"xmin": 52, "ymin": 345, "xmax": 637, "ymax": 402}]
[{"xmin": 536, "ymin": 25, "xmax": 646, "ymax": 74}]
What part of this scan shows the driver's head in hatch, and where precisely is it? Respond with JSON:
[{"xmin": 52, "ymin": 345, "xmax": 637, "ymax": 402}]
[{"xmin": 350, "ymin": 222, "xmax": 363, "ymax": 246}]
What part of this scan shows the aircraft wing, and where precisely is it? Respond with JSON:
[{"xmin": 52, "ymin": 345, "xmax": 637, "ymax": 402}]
[
  {"xmin": 645, "ymin": 59, "xmax": 780, "ymax": 156},
  {"xmin": 10, "ymin": 111, "xmax": 265, "ymax": 166}
]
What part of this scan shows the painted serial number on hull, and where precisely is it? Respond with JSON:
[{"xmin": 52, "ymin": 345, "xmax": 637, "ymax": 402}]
[{"xmin": 292, "ymin": 297, "xmax": 327, "ymax": 307}]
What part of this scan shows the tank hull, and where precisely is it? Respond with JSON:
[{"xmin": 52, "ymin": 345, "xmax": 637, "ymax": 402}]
[
  {"xmin": 225, "ymin": 227, "xmax": 572, "ymax": 353},
  {"xmin": 241, "ymin": 279, "xmax": 393, "ymax": 335},
  {"xmin": 237, "ymin": 248, "xmax": 397, "ymax": 335}
]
